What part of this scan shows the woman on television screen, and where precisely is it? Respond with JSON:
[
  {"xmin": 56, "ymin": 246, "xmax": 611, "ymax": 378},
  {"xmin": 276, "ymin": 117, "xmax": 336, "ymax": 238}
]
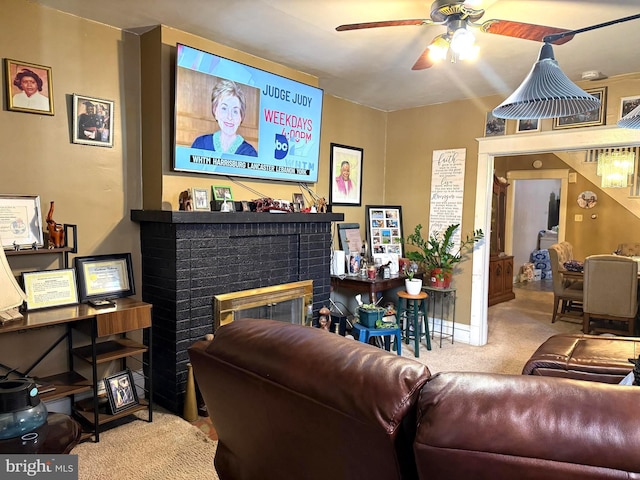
[{"xmin": 191, "ymin": 79, "xmax": 257, "ymax": 157}]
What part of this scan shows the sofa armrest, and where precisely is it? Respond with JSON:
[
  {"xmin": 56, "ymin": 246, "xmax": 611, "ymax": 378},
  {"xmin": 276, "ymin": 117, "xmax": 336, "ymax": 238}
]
[{"xmin": 414, "ymin": 372, "xmax": 640, "ymax": 479}]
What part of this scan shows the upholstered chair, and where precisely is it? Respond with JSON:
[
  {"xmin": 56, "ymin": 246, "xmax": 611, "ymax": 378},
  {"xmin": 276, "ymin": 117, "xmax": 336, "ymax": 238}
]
[
  {"xmin": 547, "ymin": 242, "xmax": 583, "ymax": 323},
  {"xmin": 583, "ymin": 254, "xmax": 638, "ymax": 336}
]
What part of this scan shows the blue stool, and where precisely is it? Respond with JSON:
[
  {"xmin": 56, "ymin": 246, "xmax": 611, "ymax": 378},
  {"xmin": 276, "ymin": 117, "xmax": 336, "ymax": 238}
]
[
  {"xmin": 397, "ymin": 290, "xmax": 431, "ymax": 357},
  {"xmin": 352, "ymin": 323, "xmax": 402, "ymax": 355}
]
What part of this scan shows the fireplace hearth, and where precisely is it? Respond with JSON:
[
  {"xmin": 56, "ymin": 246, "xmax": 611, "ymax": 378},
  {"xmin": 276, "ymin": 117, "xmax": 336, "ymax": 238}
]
[{"xmin": 131, "ymin": 210, "xmax": 343, "ymax": 414}]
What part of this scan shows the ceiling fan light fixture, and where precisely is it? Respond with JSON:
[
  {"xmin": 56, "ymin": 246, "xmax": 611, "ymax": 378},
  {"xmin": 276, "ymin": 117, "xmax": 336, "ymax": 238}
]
[
  {"xmin": 450, "ymin": 27, "xmax": 475, "ymax": 55},
  {"xmin": 618, "ymin": 103, "xmax": 640, "ymax": 129},
  {"xmin": 492, "ymin": 43, "xmax": 601, "ymax": 120},
  {"xmin": 427, "ymin": 35, "xmax": 450, "ymax": 63}
]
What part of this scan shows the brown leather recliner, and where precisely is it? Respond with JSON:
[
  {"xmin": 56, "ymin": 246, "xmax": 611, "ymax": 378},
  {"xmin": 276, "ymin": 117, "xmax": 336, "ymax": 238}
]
[{"xmin": 189, "ymin": 319, "xmax": 431, "ymax": 480}]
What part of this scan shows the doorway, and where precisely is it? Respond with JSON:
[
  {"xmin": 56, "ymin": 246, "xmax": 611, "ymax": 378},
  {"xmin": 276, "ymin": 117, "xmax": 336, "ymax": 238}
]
[{"xmin": 471, "ymin": 128, "xmax": 640, "ymax": 346}]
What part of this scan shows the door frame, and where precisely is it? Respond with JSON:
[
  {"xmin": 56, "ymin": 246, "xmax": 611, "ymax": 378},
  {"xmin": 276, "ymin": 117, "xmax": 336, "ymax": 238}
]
[{"xmin": 471, "ymin": 127, "xmax": 640, "ymax": 346}]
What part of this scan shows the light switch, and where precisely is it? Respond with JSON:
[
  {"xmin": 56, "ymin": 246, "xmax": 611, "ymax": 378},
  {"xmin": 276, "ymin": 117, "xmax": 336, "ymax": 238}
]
[
  {"xmin": 575, "ymin": 214, "xmax": 583, "ymax": 222},
  {"xmin": 568, "ymin": 172, "xmax": 577, "ymax": 183}
]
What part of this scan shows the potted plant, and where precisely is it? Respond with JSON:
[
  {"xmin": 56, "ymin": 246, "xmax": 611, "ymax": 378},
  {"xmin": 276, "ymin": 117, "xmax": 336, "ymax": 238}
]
[
  {"xmin": 403, "ymin": 266, "xmax": 423, "ymax": 295},
  {"xmin": 405, "ymin": 223, "xmax": 484, "ymax": 288}
]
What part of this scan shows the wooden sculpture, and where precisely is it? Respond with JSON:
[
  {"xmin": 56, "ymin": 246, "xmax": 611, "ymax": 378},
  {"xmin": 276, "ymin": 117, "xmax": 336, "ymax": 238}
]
[{"xmin": 46, "ymin": 201, "xmax": 65, "ymax": 248}]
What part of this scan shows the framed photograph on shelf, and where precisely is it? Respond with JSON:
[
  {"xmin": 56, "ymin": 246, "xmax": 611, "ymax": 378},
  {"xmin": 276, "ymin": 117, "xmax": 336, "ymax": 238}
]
[
  {"xmin": 329, "ymin": 143, "xmax": 363, "ymax": 206},
  {"xmin": 484, "ymin": 111, "xmax": 506, "ymax": 137},
  {"xmin": 72, "ymin": 94, "xmax": 114, "ymax": 147},
  {"xmin": 553, "ymin": 87, "xmax": 607, "ymax": 130},
  {"xmin": 0, "ymin": 194, "xmax": 44, "ymax": 249},
  {"xmin": 22, "ymin": 269, "xmax": 78, "ymax": 310},
  {"xmin": 337, "ymin": 223, "xmax": 362, "ymax": 256},
  {"xmin": 212, "ymin": 186, "xmax": 233, "ymax": 201},
  {"xmin": 619, "ymin": 95, "xmax": 640, "ymax": 120},
  {"xmin": 365, "ymin": 205, "xmax": 403, "ymax": 257},
  {"xmin": 74, "ymin": 253, "xmax": 135, "ymax": 303},
  {"xmin": 5, "ymin": 59, "xmax": 54, "ymax": 115},
  {"xmin": 516, "ymin": 119, "xmax": 540, "ymax": 133},
  {"xmin": 104, "ymin": 369, "xmax": 138, "ymax": 414},
  {"xmin": 191, "ymin": 187, "xmax": 210, "ymax": 211},
  {"xmin": 292, "ymin": 193, "xmax": 305, "ymax": 209}
]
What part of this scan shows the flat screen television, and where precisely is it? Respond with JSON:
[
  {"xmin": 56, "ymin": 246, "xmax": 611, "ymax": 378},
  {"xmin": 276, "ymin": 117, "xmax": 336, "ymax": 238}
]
[{"xmin": 173, "ymin": 43, "xmax": 323, "ymax": 183}]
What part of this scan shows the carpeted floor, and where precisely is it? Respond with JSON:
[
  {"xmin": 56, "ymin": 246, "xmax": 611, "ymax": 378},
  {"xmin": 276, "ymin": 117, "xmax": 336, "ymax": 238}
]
[{"xmin": 71, "ymin": 410, "xmax": 219, "ymax": 480}]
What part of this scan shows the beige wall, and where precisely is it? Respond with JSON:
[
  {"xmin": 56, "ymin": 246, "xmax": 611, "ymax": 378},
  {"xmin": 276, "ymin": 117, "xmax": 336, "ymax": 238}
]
[{"xmin": 0, "ymin": 1, "xmax": 143, "ymax": 377}]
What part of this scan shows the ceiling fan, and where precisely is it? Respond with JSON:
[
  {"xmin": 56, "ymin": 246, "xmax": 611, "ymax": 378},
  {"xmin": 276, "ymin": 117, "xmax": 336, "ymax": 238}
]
[{"xmin": 336, "ymin": 0, "xmax": 575, "ymax": 70}]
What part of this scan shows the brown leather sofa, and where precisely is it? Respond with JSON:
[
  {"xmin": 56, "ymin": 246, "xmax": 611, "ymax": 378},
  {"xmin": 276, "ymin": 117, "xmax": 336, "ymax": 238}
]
[{"xmin": 189, "ymin": 320, "xmax": 640, "ymax": 480}]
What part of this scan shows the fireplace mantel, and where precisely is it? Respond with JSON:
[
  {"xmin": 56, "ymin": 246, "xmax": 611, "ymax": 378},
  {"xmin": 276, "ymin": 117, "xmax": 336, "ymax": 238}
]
[
  {"xmin": 131, "ymin": 210, "xmax": 344, "ymax": 224},
  {"xmin": 131, "ymin": 208, "xmax": 343, "ymax": 414}
]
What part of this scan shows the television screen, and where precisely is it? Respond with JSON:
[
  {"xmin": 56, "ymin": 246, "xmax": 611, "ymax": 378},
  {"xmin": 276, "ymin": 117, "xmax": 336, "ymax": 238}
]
[{"xmin": 174, "ymin": 43, "xmax": 323, "ymax": 183}]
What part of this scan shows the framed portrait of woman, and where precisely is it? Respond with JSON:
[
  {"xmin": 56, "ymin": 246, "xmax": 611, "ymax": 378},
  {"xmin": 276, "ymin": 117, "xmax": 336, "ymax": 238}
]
[
  {"xmin": 5, "ymin": 59, "xmax": 54, "ymax": 115},
  {"xmin": 329, "ymin": 143, "xmax": 363, "ymax": 207}
]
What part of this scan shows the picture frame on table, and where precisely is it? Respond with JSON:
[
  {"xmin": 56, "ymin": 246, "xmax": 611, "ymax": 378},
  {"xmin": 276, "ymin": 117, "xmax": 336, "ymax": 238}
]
[
  {"xmin": 22, "ymin": 269, "xmax": 78, "ymax": 310},
  {"xmin": 484, "ymin": 111, "xmax": 506, "ymax": 137},
  {"xmin": 72, "ymin": 94, "xmax": 114, "ymax": 147},
  {"xmin": 104, "ymin": 369, "xmax": 138, "ymax": 414},
  {"xmin": 5, "ymin": 59, "xmax": 54, "ymax": 115},
  {"xmin": 619, "ymin": 95, "xmax": 640, "ymax": 120},
  {"xmin": 191, "ymin": 187, "xmax": 210, "ymax": 211},
  {"xmin": 329, "ymin": 143, "xmax": 363, "ymax": 206},
  {"xmin": 365, "ymin": 205, "xmax": 404, "ymax": 257},
  {"xmin": 516, "ymin": 119, "xmax": 540, "ymax": 133},
  {"xmin": 74, "ymin": 253, "xmax": 135, "ymax": 304},
  {"xmin": 0, "ymin": 194, "xmax": 44, "ymax": 249},
  {"xmin": 553, "ymin": 87, "xmax": 607, "ymax": 130}
]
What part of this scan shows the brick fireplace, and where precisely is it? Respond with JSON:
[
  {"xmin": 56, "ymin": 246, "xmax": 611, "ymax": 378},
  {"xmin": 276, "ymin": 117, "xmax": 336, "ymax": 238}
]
[{"xmin": 131, "ymin": 210, "xmax": 343, "ymax": 414}]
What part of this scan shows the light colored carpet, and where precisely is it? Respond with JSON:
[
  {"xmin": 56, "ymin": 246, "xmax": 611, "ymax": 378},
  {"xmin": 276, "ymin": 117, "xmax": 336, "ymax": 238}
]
[
  {"xmin": 400, "ymin": 284, "xmax": 582, "ymax": 374},
  {"xmin": 71, "ymin": 411, "xmax": 219, "ymax": 480}
]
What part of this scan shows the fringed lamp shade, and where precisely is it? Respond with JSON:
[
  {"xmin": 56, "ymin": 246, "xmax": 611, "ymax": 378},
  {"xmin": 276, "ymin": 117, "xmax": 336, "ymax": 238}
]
[
  {"xmin": 492, "ymin": 43, "xmax": 601, "ymax": 120},
  {"xmin": 618, "ymin": 103, "xmax": 640, "ymax": 129},
  {"xmin": 0, "ymin": 245, "xmax": 27, "ymax": 321}
]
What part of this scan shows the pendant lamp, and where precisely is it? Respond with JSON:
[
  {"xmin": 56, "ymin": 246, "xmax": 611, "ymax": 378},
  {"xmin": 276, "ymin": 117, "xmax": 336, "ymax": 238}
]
[
  {"xmin": 493, "ymin": 13, "xmax": 640, "ymax": 121},
  {"xmin": 492, "ymin": 43, "xmax": 600, "ymax": 120}
]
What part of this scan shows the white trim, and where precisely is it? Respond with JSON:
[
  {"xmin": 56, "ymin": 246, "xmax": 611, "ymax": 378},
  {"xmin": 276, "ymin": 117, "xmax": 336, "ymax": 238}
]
[{"xmin": 472, "ymin": 126, "xmax": 640, "ymax": 346}]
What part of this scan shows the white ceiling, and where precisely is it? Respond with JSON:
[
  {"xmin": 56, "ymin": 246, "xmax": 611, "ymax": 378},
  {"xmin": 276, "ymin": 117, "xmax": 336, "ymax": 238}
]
[{"xmin": 33, "ymin": 0, "xmax": 640, "ymax": 111}]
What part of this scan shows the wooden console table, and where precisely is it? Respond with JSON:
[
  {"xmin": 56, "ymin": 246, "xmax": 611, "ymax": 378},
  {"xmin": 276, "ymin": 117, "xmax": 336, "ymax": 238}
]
[
  {"xmin": 331, "ymin": 272, "xmax": 423, "ymax": 304},
  {"xmin": 0, "ymin": 298, "xmax": 153, "ymax": 442}
]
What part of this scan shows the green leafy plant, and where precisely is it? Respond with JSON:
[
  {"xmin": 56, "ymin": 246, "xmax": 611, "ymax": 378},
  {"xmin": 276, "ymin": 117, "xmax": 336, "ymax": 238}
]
[
  {"xmin": 404, "ymin": 223, "xmax": 484, "ymax": 275},
  {"xmin": 403, "ymin": 266, "xmax": 415, "ymax": 280}
]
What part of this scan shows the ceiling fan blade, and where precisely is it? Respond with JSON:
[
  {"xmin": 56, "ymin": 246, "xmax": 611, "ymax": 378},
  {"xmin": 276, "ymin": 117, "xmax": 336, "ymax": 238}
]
[
  {"xmin": 336, "ymin": 19, "xmax": 431, "ymax": 31},
  {"xmin": 480, "ymin": 20, "xmax": 574, "ymax": 45},
  {"xmin": 412, "ymin": 45, "xmax": 435, "ymax": 71}
]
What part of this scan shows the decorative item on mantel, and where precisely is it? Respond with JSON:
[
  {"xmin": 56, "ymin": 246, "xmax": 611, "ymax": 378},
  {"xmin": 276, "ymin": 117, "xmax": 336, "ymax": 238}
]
[
  {"xmin": 178, "ymin": 190, "xmax": 193, "ymax": 211},
  {"xmin": 318, "ymin": 306, "xmax": 332, "ymax": 331},
  {"xmin": 45, "ymin": 201, "xmax": 64, "ymax": 248}
]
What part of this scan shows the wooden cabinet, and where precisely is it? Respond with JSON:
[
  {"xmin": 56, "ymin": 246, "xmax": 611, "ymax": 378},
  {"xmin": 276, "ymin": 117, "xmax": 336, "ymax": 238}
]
[
  {"xmin": 489, "ymin": 175, "xmax": 515, "ymax": 306},
  {"xmin": 489, "ymin": 255, "xmax": 516, "ymax": 306}
]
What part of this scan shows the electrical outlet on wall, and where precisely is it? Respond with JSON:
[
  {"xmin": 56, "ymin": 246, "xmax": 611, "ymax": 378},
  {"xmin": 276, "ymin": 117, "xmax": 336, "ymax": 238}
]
[{"xmin": 575, "ymin": 214, "xmax": 583, "ymax": 222}]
